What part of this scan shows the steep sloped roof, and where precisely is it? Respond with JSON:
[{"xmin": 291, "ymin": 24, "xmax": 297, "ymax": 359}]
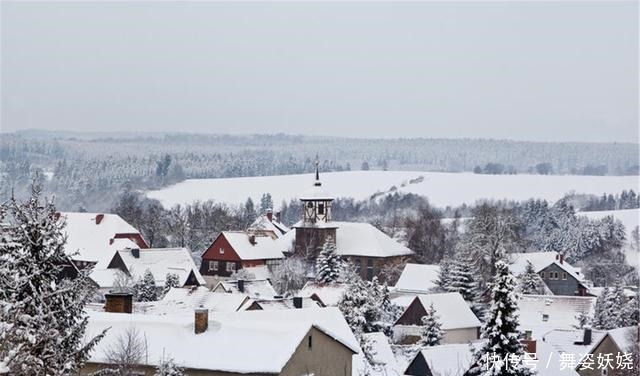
[
  {"xmin": 60, "ymin": 212, "xmax": 144, "ymax": 267},
  {"xmin": 538, "ymin": 328, "xmax": 607, "ymax": 376},
  {"xmin": 140, "ymin": 286, "xmax": 248, "ymax": 314},
  {"xmin": 214, "ymin": 279, "xmax": 278, "ymax": 299},
  {"xmin": 280, "ymin": 221, "xmax": 413, "ymax": 258},
  {"xmin": 509, "ymin": 252, "xmax": 583, "ymax": 283},
  {"xmin": 517, "ymin": 294, "xmax": 597, "ymax": 339},
  {"xmin": 417, "ymin": 343, "xmax": 481, "ymax": 376},
  {"xmin": 114, "ymin": 248, "xmax": 206, "ymax": 286},
  {"xmin": 243, "ymin": 297, "xmax": 322, "ymax": 311},
  {"xmin": 394, "ymin": 264, "xmax": 440, "ymax": 293},
  {"xmin": 222, "ymin": 231, "xmax": 285, "ymax": 260},
  {"xmin": 249, "ymin": 214, "xmax": 290, "ymax": 238},
  {"xmin": 299, "ymin": 282, "xmax": 347, "ymax": 306},
  {"xmin": 393, "ymin": 292, "xmax": 481, "ymax": 330},
  {"xmin": 86, "ymin": 307, "xmax": 358, "ymax": 373}
]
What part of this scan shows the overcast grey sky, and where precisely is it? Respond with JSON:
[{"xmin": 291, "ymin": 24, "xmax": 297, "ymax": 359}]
[{"xmin": 1, "ymin": 1, "xmax": 637, "ymax": 142}]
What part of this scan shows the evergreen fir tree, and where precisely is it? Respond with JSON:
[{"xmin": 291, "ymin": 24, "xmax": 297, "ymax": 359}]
[
  {"xmin": 259, "ymin": 193, "xmax": 273, "ymax": 214},
  {"xmin": 315, "ymin": 237, "xmax": 343, "ymax": 284},
  {"xmin": 620, "ymin": 291, "xmax": 639, "ymax": 327},
  {"xmin": 436, "ymin": 258, "xmax": 452, "ymax": 292},
  {"xmin": 446, "ymin": 252, "xmax": 477, "ymax": 301},
  {"xmin": 0, "ymin": 186, "xmax": 106, "ymax": 374},
  {"xmin": 519, "ymin": 261, "xmax": 543, "ymax": 294},
  {"xmin": 163, "ymin": 272, "xmax": 180, "ymax": 297},
  {"xmin": 154, "ymin": 357, "xmax": 185, "ymax": 376},
  {"xmin": 137, "ymin": 269, "xmax": 158, "ymax": 302},
  {"xmin": 573, "ymin": 310, "xmax": 592, "ymax": 329},
  {"xmin": 417, "ymin": 303, "xmax": 444, "ymax": 347},
  {"xmin": 592, "ymin": 287, "xmax": 610, "ymax": 330},
  {"xmin": 468, "ymin": 260, "xmax": 532, "ymax": 376}
]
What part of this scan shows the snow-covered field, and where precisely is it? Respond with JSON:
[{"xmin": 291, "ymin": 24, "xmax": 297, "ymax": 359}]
[{"xmin": 147, "ymin": 170, "xmax": 639, "ymax": 209}]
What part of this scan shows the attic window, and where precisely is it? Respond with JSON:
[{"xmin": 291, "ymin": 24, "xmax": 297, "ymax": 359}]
[
  {"xmin": 219, "ymin": 247, "xmax": 224, "ymax": 254},
  {"xmin": 308, "ymin": 335, "xmax": 312, "ymax": 350}
]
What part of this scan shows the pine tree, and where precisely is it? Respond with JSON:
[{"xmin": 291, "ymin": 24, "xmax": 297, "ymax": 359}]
[
  {"xmin": 436, "ymin": 258, "xmax": 452, "ymax": 292},
  {"xmin": 620, "ymin": 291, "xmax": 639, "ymax": 327},
  {"xmin": 137, "ymin": 269, "xmax": 158, "ymax": 302},
  {"xmin": 417, "ymin": 303, "xmax": 444, "ymax": 347},
  {"xmin": 154, "ymin": 357, "xmax": 185, "ymax": 376},
  {"xmin": 519, "ymin": 261, "xmax": 543, "ymax": 294},
  {"xmin": 446, "ymin": 252, "xmax": 477, "ymax": 301},
  {"xmin": 592, "ymin": 287, "xmax": 610, "ymax": 329},
  {"xmin": 573, "ymin": 310, "xmax": 592, "ymax": 329},
  {"xmin": 315, "ymin": 237, "xmax": 343, "ymax": 284},
  {"xmin": 0, "ymin": 186, "xmax": 106, "ymax": 374},
  {"xmin": 163, "ymin": 272, "xmax": 180, "ymax": 297},
  {"xmin": 468, "ymin": 260, "xmax": 532, "ymax": 376},
  {"xmin": 259, "ymin": 193, "xmax": 273, "ymax": 214}
]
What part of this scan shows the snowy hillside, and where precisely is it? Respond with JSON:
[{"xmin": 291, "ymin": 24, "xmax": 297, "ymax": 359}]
[{"xmin": 147, "ymin": 170, "xmax": 639, "ymax": 209}]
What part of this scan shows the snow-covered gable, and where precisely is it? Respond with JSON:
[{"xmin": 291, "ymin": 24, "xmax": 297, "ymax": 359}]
[
  {"xmin": 509, "ymin": 252, "xmax": 583, "ymax": 283},
  {"xmin": 222, "ymin": 231, "xmax": 285, "ymax": 260},
  {"xmin": 599, "ymin": 326, "xmax": 637, "ymax": 353},
  {"xmin": 394, "ymin": 264, "xmax": 440, "ymax": 294},
  {"xmin": 299, "ymin": 282, "xmax": 347, "ymax": 307},
  {"xmin": 85, "ymin": 307, "xmax": 358, "ymax": 373},
  {"xmin": 60, "ymin": 212, "xmax": 145, "ymax": 267},
  {"xmin": 393, "ymin": 292, "xmax": 481, "ymax": 330},
  {"xmin": 517, "ymin": 294, "xmax": 597, "ymax": 339},
  {"xmin": 111, "ymin": 248, "xmax": 206, "ymax": 287},
  {"xmin": 413, "ymin": 343, "xmax": 480, "ymax": 376},
  {"xmin": 537, "ymin": 328, "xmax": 607, "ymax": 376},
  {"xmin": 139, "ymin": 286, "xmax": 248, "ymax": 314},
  {"xmin": 279, "ymin": 221, "xmax": 413, "ymax": 258},
  {"xmin": 248, "ymin": 214, "xmax": 290, "ymax": 238},
  {"xmin": 213, "ymin": 279, "xmax": 278, "ymax": 299}
]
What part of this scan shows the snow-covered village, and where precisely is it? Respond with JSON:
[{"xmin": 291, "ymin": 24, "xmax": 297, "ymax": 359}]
[{"xmin": 1, "ymin": 1, "xmax": 639, "ymax": 376}]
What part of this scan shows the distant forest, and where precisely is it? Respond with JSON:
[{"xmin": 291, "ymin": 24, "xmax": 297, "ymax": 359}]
[{"xmin": 1, "ymin": 130, "xmax": 638, "ymax": 211}]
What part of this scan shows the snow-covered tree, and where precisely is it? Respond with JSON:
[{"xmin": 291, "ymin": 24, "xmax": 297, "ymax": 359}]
[
  {"xmin": 101, "ymin": 327, "xmax": 146, "ymax": 375},
  {"xmin": 593, "ymin": 284, "xmax": 630, "ymax": 330},
  {"xmin": 620, "ymin": 290, "xmax": 639, "ymax": 327},
  {"xmin": 436, "ymin": 258, "xmax": 452, "ymax": 292},
  {"xmin": 519, "ymin": 261, "xmax": 543, "ymax": 294},
  {"xmin": 417, "ymin": 303, "xmax": 444, "ymax": 347},
  {"xmin": 154, "ymin": 357, "xmax": 184, "ymax": 376},
  {"xmin": 573, "ymin": 310, "xmax": 592, "ymax": 329},
  {"xmin": 259, "ymin": 193, "xmax": 273, "ymax": 214},
  {"xmin": 592, "ymin": 287, "xmax": 610, "ymax": 330},
  {"xmin": 446, "ymin": 252, "xmax": 477, "ymax": 301},
  {"xmin": 163, "ymin": 272, "xmax": 180, "ymax": 297},
  {"xmin": 315, "ymin": 237, "xmax": 343, "ymax": 284},
  {"xmin": 272, "ymin": 257, "xmax": 309, "ymax": 296},
  {"xmin": 0, "ymin": 186, "xmax": 106, "ymax": 374},
  {"xmin": 467, "ymin": 259, "xmax": 532, "ymax": 376},
  {"xmin": 137, "ymin": 269, "xmax": 158, "ymax": 302}
]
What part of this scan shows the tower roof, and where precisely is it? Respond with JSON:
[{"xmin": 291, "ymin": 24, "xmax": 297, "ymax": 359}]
[{"xmin": 299, "ymin": 156, "xmax": 333, "ymax": 201}]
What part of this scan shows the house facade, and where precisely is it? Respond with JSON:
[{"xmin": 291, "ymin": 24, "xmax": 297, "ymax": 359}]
[
  {"xmin": 200, "ymin": 232, "xmax": 284, "ymax": 278},
  {"xmin": 509, "ymin": 252, "xmax": 589, "ymax": 296}
]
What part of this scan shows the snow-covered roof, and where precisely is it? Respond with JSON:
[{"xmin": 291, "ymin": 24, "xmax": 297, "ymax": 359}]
[
  {"xmin": 299, "ymin": 282, "xmax": 347, "ymax": 307},
  {"xmin": 299, "ymin": 183, "xmax": 333, "ymax": 201},
  {"xmin": 221, "ymin": 231, "xmax": 285, "ymax": 260},
  {"xmin": 60, "ymin": 212, "xmax": 144, "ymax": 267},
  {"xmin": 243, "ymin": 297, "xmax": 322, "ymax": 311},
  {"xmin": 85, "ymin": 307, "xmax": 358, "ymax": 373},
  {"xmin": 414, "ymin": 343, "xmax": 481, "ymax": 376},
  {"xmin": 89, "ymin": 268, "xmax": 123, "ymax": 289},
  {"xmin": 359, "ymin": 332, "xmax": 402, "ymax": 376},
  {"xmin": 234, "ymin": 265, "xmax": 272, "ymax": 280},
  {"xmin": 113, "ymin": 248, "xmax": 206, "ymax": 287},
  {"xmin": 603, "ymin": 326, "xmax": 637, "ymax": 353},
  {"xmin": 280, "ymin": 221, "xmax": 413, "ymax": 258},
  {"xmin": 537, "ymin": 329, "xmax": 607, "ymax": 376},
  {"xmin": 517, "ymin": 294, "xmax": 597, "ymax": 339},
  {"xmin": 213, "ymin": 279, "xmax": 278, "ymax": 299},
  {"xmin": 393, "ymin": 292, "xmax": 481, "ymax": 330},
  {"xmin": 509, "ymin": 252, "xmax": 584, "ymax": 283},
  {"xmin": 394, "ymin": 264, "xmax": 440, "ymax": 294},
  {"xmin": 138, "ymin": 287, "xmax": 248, "ymax": 314},
  {"xmin": 248, "ymin": 214, "xmax": 290, "ymax": 238}
]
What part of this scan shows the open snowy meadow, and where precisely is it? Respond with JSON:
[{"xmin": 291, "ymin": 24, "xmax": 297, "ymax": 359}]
[{"xmin": 147, "ymin": 170, "xmax": 640, "ymax": 209}]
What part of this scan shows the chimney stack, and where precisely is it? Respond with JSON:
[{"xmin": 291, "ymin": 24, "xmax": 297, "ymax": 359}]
[
  {"xmin": 54, "ymin": 212, "xmax": 61, "ymax": 221},
  {"xmin": 95, "ymin": 214, "xmax": 104, "ymax": 225},
  {"xmin": 194, "ymin": 308, "xmax": 208, "ymax": 334},
  {"xmin": 237, "ymin": 279, "xmax": 245, "ymax": 293},
  {"xmin": 582, "ymin": 327, "xmax": 592, "ymax": 345},
  {"xmin": 104, "ymin": 293, "xmax": 133, "ymax": 314},
  {"xmin": 293, "ymin": 296, "xmax": 303, "ymax": 309},
  {"xmin": 248, "ymin": 235, "xmax": 256, "ymax": 245},
  {"xmin": 131, "ymin": 248, "xmax": 140, "ymax": 258},
  {"xmin": 266, "ymin": 209, "xmax": 273, "ymax": 222},
  {"xmin": 559, "ymin": 254, "xmax": 564, "ymax": 264}
]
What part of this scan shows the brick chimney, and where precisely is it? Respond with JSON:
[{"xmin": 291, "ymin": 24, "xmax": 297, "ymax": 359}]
[
  {"xmin": 194, "ymin": 308, "xmax": 208, "ymax": 334},
  {"xmin": 521, "ymin": 339, "xmax": 537, "ymax": 354},
  {"xmin": 95, "ymin": 214, "xmax": 104, "ymax": 225},
  {"xmin": 104, "ymin": 293, "xmax": 133, "ymax": 314},
  {"xmin": 559, "ymin": 254, "xmax": 564, "ymax": 264},
  {"xmin": 131, "ymin": 248, "xmax": 140, "ymax": 258},
  {"xmin": 237, "ymin": 279, "xmax": 245, "ymax": 293},
  {"xmin": 266, "ymin": 209, "xmax": 273, "ymax": 222},
  {"xmin": 293, "ymin": 297, "xmax": 303, "ymax": 309}
]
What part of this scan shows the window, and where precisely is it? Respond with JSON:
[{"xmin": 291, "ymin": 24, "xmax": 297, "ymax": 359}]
[
  {"xmin": 318, "ymin": 203, "xmax": 324, "ymax": 215},
  {"xmin": 540, "ymin": 272, "xmax": 546, "ymax": 279},
  {"xmin": 561, "ymin": 272, "xmax": 567, "ymax": 280},
  {"xmin": 307, "ymin": 202, "xmax": 314, "ymax": 208},
  {"xmin": 219, "ymin": 247, "xmax": 224, "ymax": 254},
  {"xmin": 228, "ymin": 262, "xmax": 236, "ymax": 273},
  {"xmin": 209, "ymin": 261, "xmax": 219, "ymax": 271},
  {"xmin": 601, "ymin": 368, "xmax": 608, "ymax": 376},
  {"xmin": 308, "ymin": 335, "xmax": 312, "ymax": 350}
]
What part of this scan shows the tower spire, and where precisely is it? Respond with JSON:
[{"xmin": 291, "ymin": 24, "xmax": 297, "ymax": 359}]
[{"xmin": 314, "ymin": 154, "xmax": 321, "ymax": 186}]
